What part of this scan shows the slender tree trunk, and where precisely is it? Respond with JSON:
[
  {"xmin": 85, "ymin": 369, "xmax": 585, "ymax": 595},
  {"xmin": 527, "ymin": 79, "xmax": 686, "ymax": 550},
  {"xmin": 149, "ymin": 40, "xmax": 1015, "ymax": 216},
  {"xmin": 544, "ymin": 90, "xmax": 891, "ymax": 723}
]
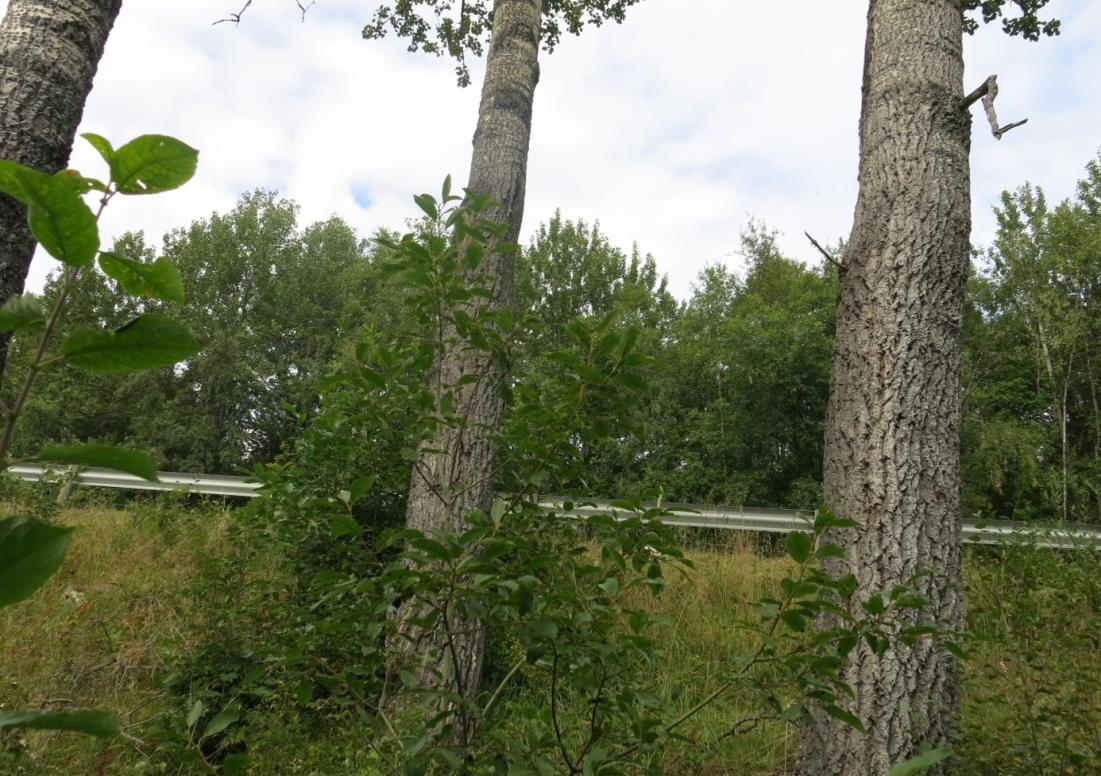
[
  {"xmin": 799, "ymin": 1, "xmax": 969, "ymax": 773},
  {"xmin": 397, "ymin": 0, "xmax": 541, "ymax": 721},
  {"xmin": 0, "ymin": 0, "xmax": 121, "ymax": 385}
]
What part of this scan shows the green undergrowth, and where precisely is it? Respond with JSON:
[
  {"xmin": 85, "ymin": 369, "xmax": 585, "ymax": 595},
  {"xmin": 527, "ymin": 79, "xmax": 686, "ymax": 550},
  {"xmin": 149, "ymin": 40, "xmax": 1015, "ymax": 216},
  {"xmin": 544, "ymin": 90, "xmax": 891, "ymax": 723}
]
[{"xmin": 1, "ymin": 503, "xmax": 1098, "ymax": 775}]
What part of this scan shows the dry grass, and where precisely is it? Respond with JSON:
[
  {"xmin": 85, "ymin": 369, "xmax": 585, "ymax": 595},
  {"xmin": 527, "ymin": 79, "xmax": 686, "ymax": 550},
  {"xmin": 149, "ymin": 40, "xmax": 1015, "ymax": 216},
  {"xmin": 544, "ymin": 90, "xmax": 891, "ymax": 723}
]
[
  {"xmin": 0, "ymin": 501, "xmax": 230, "ymax": 774},
  {"xmin": 3, "ymin": 504, "xmax": 1096, "ymax": 775}
]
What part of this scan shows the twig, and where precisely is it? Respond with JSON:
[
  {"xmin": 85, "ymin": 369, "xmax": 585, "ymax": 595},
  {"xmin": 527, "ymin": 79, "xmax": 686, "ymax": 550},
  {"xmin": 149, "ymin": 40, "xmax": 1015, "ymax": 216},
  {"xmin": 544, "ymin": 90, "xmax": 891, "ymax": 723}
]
[
  {"xmin": 804, "ymin": 232, "xmax": 844, "ymax": 272},
  {"xmin": 481, "ymin": 657, "xmax": 525, "ymax": 719},
  {"xmin": 213, "ymin": 0, "xmax": 252, "ymax": 25},
  {"xmin": 214, "ymin": 1, "xmax": 314, "ymax": 26},
  {"xmin": 717, "ymin": 713, "xmax": 778, "ymax": 741},
  {"xmin": 962, "ymin": 75, "xmax": 1029, "ymax": 140}
]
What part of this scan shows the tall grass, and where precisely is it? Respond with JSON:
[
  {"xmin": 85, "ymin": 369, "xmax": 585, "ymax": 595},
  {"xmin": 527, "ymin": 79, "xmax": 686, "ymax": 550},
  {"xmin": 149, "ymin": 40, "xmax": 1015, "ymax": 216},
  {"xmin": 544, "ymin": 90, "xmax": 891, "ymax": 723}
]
[{"xmin": 1, "ymin": 502, "xmax": 1097, "ymax": 774}]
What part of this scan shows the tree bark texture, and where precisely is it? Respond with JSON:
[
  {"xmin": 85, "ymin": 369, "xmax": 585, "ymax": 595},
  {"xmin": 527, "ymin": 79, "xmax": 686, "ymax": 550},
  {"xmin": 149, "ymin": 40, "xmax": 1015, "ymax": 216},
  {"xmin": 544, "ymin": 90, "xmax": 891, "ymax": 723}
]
[
  {"xmin": 799, "ymin": 1, "xmax": 969, "ymax": 774},
  {"xmin": 0, "ymin": 0, "xmax": 122, "ymax": 384},
  {"xmin": 399, "ymin": 0, "xmax": 541, "ymax": 713}
]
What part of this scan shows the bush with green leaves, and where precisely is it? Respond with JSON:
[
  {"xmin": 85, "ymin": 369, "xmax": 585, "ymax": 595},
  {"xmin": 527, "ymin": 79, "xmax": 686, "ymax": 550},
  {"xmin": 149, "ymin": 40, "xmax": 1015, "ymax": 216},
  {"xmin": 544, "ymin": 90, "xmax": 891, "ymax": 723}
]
[
  {"xmin": 960, "ymin": 536, "xmax": 1101, "ymax": 775},
  {"xmin": 0, "ymin": 133, "xmax": 199, "ymax": 742},
  {"xmin": 163, "ymin": 183, "xmax": 957, "ymax": 774}
]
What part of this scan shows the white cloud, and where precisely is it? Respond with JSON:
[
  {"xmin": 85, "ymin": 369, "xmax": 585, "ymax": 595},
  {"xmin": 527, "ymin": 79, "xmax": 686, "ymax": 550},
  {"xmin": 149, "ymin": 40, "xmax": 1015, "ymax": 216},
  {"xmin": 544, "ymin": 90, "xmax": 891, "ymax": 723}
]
[{"xmin": 7, "ymin": 0, "xmax": 1098, "ymax": 299}]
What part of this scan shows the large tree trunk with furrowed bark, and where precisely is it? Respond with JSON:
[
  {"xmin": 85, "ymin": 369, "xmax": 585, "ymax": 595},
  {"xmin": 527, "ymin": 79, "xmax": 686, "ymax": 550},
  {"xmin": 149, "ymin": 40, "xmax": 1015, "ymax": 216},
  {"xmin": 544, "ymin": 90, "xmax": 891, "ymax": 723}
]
[
  {"xmin": 0, "ymin": 0, "xmax": 121, "ymax": 385},
  {"xmin": 798, "ymin": 1, "xmax": 969, "ymax": 774},
  {"xmin": 396, "ymin": 0, "xmax": 541, "ymax": 728}
]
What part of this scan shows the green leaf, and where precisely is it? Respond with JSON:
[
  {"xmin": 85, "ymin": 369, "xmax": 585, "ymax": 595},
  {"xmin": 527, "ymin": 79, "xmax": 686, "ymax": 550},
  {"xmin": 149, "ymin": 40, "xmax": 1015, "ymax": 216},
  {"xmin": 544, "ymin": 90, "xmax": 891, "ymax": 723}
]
[
  {"xmin": 99, "ymin": 253, "xmax": 185, "ymax": 303},
  {"xmin": 413, "ymin": 193, "xmax": 438, "ymax": 220},
  {"xmin": 0, "ymin": 516, "xmax": 73, "ymax": 607},
  {"xmin": 816, "ymin": 543, "xmax": 846, "ymax": 560},
  {"xmin": 822, "ymin": 703, "xmax": 865, "ymax": 732},
  {"xmin": 780, "ymin": 610, "xmax": 807, "ymax": 632},
  {"xmin": 786, "ymin": 531, "xmax": 813, "ymax": 564},
  {"xmin": 222, "ymin": 753, "xmax": 250, "ymax": 776},
  {"xmin": 863, "ymin": 594, "xmax": 886, "ymax": 616},
  {"xmin": 202, "ymin": 708, "xmax": 240, "ymax": 738},
  {"xmin": 63, "ymin": 313, "xmax": 200, "ymax": 372},
  {"xmin": 0, "ymin": 708, "xmax": 119, "ymax": 738},
  {"xmin": 37, "ymin": 444, "xmax": 158, "ymax": 481},
  {"xmin": 330, "ymin": 513, "xmax": 362, "ymax": 539},
  {"xmin": 349, "ymin": 474, "xmax": 375, "ymax": 503},
  {"xmin": 186, "ymin": 700, "xmax": 204, "ymax": 729},
  {"xmin": 886, "ymin": 749, "xmax": 953, "ymax": 776},
  {"xmin": 0, "ymin": 161, "xmax": 99, "ymax": 266},
  {"xmin": 0, "ymin": 293, "xmax": 46, "ymax": 333},
  {"xmin": 599, "ymin": 577, "xmax": 620, "ymax": 596},
  {"xmin": 408, "ymin": 535, "xmax": 453, "ymax": 562},
  {"xmin": 110, "ymin": 135, "xmax": 198, "ymax": 195},
  {"xmin": 81, "ymin": 132, "xmax": 115, "ymax": 166}
]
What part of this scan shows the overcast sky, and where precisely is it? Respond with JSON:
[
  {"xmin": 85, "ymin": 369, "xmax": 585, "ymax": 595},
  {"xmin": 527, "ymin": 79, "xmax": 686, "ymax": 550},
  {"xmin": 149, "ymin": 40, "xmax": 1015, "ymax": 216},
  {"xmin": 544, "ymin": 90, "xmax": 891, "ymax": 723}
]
[{"xmin": 11, "ymin": 0, "xmax": 1101, "ymax": 299}]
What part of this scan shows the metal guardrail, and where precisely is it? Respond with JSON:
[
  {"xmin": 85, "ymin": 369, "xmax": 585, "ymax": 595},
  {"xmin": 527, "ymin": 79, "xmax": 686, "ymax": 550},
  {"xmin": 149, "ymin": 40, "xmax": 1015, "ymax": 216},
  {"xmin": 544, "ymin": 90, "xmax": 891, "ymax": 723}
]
[
  {"xmin": 5, "ymin": 464, "xmax": 261, "ymax": 499},
  {"xmin": 6, "ymin": 465, "xmax": 1100, "ymax": 549}
]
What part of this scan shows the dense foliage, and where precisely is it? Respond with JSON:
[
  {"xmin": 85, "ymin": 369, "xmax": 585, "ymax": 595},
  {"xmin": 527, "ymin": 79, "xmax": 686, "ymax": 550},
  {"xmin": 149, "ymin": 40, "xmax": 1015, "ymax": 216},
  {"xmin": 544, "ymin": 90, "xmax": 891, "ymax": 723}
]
[{"xmin": 10, "ymin": 153, "xmax": 1100, "ymax": 523}]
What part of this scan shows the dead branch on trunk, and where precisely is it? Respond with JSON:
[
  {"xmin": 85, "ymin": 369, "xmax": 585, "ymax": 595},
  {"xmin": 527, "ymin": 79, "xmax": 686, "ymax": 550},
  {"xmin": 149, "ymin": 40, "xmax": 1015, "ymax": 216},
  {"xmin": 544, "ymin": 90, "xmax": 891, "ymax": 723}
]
[
  {"xmin": 804, "ymin": 231, "xmax": 844, "ymax": 273},
  {"xmin": 962, "ymin": 75, "xmax": 1029, "ymax": 140}
]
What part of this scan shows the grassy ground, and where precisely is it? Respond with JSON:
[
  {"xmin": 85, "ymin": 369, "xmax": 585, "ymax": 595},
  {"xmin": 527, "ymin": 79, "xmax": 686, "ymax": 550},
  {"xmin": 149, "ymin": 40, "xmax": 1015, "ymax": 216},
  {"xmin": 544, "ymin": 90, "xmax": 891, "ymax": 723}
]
[{"xmin": 2, "ymin": 503, "xmax": 1098, "ymax": 774}]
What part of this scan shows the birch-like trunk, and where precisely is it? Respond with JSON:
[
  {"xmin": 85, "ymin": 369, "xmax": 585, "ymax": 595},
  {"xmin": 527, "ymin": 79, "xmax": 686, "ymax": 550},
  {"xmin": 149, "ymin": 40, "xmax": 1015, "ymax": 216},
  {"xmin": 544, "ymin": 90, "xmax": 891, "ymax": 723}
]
[
  {"xmin": 798, "ymin": 1, "xmax": 969, "ymax": 773},
  {"xmin": 397, "ymin": 0, "xmax": 541, "ymax": 721},
  {"xmin": 0, "ymin": 0, "xmax": 122, "ymax": 383}
]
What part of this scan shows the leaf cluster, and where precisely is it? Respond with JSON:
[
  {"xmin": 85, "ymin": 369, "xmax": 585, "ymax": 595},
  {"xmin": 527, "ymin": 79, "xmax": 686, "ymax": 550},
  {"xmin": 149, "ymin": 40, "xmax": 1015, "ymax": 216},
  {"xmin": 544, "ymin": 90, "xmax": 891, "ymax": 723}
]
[
  {"xmin": 363, "ymin": 0, "xmax": 643, "ymax": 86},
  {"xmin": 963, "ymin": 0, "xmax": 1060, "ymax": 39}
]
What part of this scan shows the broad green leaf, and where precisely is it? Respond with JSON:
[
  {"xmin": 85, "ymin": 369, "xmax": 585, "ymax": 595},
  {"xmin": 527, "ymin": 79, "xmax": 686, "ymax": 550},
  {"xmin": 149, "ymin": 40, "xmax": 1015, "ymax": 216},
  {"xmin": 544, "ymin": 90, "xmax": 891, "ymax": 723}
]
[
  {"xmin": 202, "ymin": 708, "xmax": 240, "ymax": 738},
  {"xmin": 63, "ymin": 313, "xmax": 199, "ymax": 372},
  {"xmin": 0, "ymin": 515, "xmax": 73, "ymax": 607},
  {"xmin": 0, "ymin": 293, "xmax": 46, "ymax": 333},
  {"xmin": 111, "ymin": 135, "xmax": 198, "ymax": 195},
  {"xmin": 37, "ymin": 444, "xmax": 158, "ymax": 481},
  {"xmin": 780, "ymin": 610, "xmax": 807, "ymax": 632},
  {"xmin": 81, "ymin": 132, "xmax": 115, "ymax": 166},
  {"xmin": 222, "ymin": 753, "xmax": 250, "ymax": 775},
  {"xmin": 349, "ymin": 474, "xmax": 375, "ymax": 503},
  {"xmin": 99, "ymin": 253, "xmax": 185, "ymax": 303},
  {"xmin": 59, "ymin": 169, "xmax": 108, "ymax": 194},
  {"xmin": 413, "ymin": 193, "xmax": 438, "ymax": 220},
  {"xmin": 786, "ymin": 531, "xmax": 813, "ymax": 564},
  {"xmin": 822, "ymin": 703, "xmax": 865, "ymax": 732},
  {"xmin": 0, "ymin": 160, "xmax": 99, "ymax": 266},
  {"xmin": 886, "ymin": 749, "xmax": 953, "ymax": 776},
  {"xmin": 0, "ymin": 708, "xmax": 119, "ymax": 738},
  {"xmin": 330, "ymin": 513, "xmax": 362, "ymax": 539},
  {"xmin": 186, "ymin": 700, "xmax": 204, "ymax": 729}
]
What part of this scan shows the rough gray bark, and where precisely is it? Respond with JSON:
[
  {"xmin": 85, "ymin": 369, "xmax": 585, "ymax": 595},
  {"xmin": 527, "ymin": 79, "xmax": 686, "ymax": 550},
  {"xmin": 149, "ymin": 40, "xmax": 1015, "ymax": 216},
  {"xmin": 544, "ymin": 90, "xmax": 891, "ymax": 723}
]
[
  {"xmin": 398, "ymin": 0, "xmax": 541, "ymax": 720},
  {"xmin": 798, "ymin": 1, "xmax": 969, "ymax": 773},
  {"xmin": 0, "ymin": 0, "xmax": 122, "ymax": 385}
]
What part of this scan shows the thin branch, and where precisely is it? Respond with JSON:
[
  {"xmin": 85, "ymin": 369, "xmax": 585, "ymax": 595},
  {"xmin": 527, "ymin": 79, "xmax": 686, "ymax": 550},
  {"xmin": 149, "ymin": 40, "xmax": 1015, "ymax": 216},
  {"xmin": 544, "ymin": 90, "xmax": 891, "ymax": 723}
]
[
  {"xmin": 481, "ymin": 657, "xmax": 525, "ymax": 719},
  {"xmin": 214, "ymin": 0, "xmax": 314, "ymax": 26},
  {"xmin": 804, "ymin": 232, "xmax": 844, "ymax": 272},
  {"xmin": 962, "ymin": 74, "xmax": 1029, "ymax": 140},
  {"xmin": 213, "ymin": 0, "xmax": 252, "ymax": 25}
]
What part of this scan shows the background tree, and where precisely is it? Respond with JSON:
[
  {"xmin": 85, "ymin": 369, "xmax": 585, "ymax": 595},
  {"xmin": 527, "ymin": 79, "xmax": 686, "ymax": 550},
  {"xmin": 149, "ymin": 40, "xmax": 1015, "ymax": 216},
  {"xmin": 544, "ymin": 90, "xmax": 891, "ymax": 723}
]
[
  {"xmin": 800, "ymin": 2, "xmax": 1059, "ymax": 774},
  {"xmin": 964, "ymin": 154, "xmax": 1101, "ymax": 524},
  {"xmin": 0, "ymin": 0, "xmax": 123, "ymax": 383},
  {"xmin": 5, "ymin": 191, "xmax": 367, "ymax": 472}
]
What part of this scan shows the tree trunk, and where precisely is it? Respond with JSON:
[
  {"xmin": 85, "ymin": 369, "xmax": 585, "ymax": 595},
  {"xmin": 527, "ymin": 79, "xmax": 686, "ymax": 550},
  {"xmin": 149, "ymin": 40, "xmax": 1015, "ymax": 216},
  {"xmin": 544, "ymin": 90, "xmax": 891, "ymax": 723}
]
[
  {"xmin": 398, "ymin": 0, "xmax": 541, "ymax": 722},
  {"xmin": 799, "ymin": 1, "xmax": 969, "ymax": 773},
  {"xmin": 0, "ymin": 0, "xmax": 122, "ymax": 385}
]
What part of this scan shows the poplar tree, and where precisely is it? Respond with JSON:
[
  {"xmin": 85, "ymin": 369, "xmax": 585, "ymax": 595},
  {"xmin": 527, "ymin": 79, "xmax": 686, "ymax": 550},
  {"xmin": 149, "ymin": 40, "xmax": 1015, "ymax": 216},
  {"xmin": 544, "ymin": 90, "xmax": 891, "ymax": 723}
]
[{"xmin": 799, "ymin": 2, "xmax": 1058, "ymax": 774}]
